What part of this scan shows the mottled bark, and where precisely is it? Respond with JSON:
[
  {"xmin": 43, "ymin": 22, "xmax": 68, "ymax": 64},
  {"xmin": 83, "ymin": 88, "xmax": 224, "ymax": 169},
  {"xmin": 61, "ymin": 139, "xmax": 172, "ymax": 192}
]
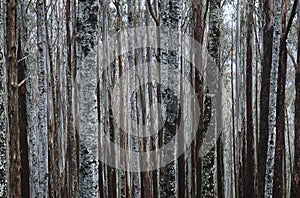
[
  {"xmin": 264, "ymin": 0, "xmax": 281, "ymax": 195},
  {"xmin": 291, "ymin": 0, "xmax": 300, "ymax": 195},
  {"xmin": 37, "ymin": 0, "xmax": 49, "ymax": 196},
  {"xmin": 159, "ymin": 1, "xmax": 181, "ymax": 197},
  {"xmin": 202, "ymin": 0, "xmax": 220, "ymax": 196},
  {"xmin": 0, "ymin": 5, "xmax": 7, "ymax": 194},
  {"xmin": 77, "ymin": 0, "xmax": 99, "ymax": 196},
  {"xmin": 257, "ymin": 0, "xmax": 273, "ymax": 195}
]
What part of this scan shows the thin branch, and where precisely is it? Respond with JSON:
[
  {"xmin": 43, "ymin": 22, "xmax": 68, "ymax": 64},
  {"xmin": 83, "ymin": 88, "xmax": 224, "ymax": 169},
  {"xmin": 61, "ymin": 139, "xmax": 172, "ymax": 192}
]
[
  {"xmin": 17, "ymin": 55, "xmax": 29, "ymax": 63},
  {"xmin": 147, "ymin": 0, "xmax": 160, "ymax": 26},
  {"xmin": 283, "ymin": 0, "xmax": 297, "ymax": 41},
  {"xmin": 248, "ymin": 0, "xmax": 263, "ymax": 23},
  {"xmin": 287, "ymin": 50, "xmax": 297, "ymax": 70},
  {"xmin": 18, "ymin": 78, "xmax": 28, "ymax": 87},
  {"xmin": 201, "ymin": 0, "xmax": 209, "ymax": 44}
]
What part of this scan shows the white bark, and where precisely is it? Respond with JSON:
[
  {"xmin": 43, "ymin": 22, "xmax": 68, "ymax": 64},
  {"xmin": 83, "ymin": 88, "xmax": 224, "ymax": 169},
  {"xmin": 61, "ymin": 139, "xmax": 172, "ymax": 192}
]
[
  {"xmin": 77, "ymin": 0, "xmax": 99, "ymax": 197},
  {"xmin": 0, "ymin": 36, "xmax": 7, "ymax": 198},
  {"xmin": 37, "ymin": 0, "xmax": 49, "ymax": 196},
  {"xmin": 264, "ymin": 0, "xmax": 281, "ymax": 196},
  {"xmin": 0, "ymin": 2, "xmax": 6, "ymax": 195},
  {"xmin": 24, "ymin": 0, "xmax": 39, "ymax": 196}
]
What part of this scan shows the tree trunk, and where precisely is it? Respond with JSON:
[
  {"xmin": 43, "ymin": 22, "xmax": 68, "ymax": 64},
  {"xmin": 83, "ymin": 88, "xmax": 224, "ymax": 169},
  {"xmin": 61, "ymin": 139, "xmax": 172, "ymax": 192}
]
[
  {"xmin": 17, "ymin": 29, "xmax": 30, "ymax": 198},
  {"xmin": 37, "ymin": 0, "xmax": 49, "ymax": 196},
  {"xmin": 274, "ymin": 0, "xmax": 288, "ymax": 195},
  {"xmin": 245, "ymin": 0, "xmax": 254, "ymax": 195},
  {"xmin": 76, "ymin": 0, "xmax": 99, "ymax": 196},
  {"xmin": 291, "ymin": 0, "xmax": 300, "ymax": 195},
  {"xmin": 192, "ymin": 1, "xmax": 204, "ymax": 197},
  {"xmin": 6, "ymin": 0, "xmax": 22, "ymax": 196},
  {"xmin": 0, "ymin": 1, "xmax": 7, "ymax": 194},
  {"xmin": 257, "ymin": 0, "xmax": 273, "ymax": 195},
  {"xmin": 264, "ymin": 0, "xmax": 281, "ymax": 195},
  {"xmin": 202, "ymin": 0, "xmax": 221, "ymax": 196}
]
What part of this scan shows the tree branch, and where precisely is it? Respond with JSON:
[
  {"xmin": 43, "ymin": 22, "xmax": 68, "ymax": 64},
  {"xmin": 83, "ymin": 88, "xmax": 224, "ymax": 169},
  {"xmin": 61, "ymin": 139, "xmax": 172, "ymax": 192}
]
[{"xmin": 147, "ymin": 0, "xmax": 160, "ymax": 26}]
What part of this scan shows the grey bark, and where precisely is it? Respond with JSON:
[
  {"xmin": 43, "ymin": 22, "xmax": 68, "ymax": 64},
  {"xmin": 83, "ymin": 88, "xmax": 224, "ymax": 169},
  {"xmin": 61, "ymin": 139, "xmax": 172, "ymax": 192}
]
[
  {"xmin": 264, "ymin": 0, "xmax": 281, "ymax": 195},
  {"xmin": 76, "ymin": 0, "xmax": 99, "ymax": 197},
  {"xmin": 202, "ymin": 0, "xmax": 221, "ymax": 196},
  {"xmin": 37, "ymin": 0, "xmax": 49, "ymax": 196},
  {"xmin": 0, "ymin": 9, "xmax": 6, "ymax": 194}
]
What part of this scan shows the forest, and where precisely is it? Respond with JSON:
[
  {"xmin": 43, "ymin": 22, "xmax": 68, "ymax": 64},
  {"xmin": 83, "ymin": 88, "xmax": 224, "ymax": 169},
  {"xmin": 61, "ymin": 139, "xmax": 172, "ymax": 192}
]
[{"xmin": 0, "ymin": 0, "xmax": 300, "ymax": 197}]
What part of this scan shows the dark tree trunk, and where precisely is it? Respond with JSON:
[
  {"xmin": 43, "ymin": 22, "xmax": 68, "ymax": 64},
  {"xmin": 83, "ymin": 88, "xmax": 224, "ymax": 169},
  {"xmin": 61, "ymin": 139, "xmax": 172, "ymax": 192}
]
[
  {"xmin": 192, "ymin": 0, "xmax": 204, "ymax": 197},
  {"xmin": 245, "ymin": 0, "xmax": 254, "ymax": 195},
  {"xmin": 17, "ymin": 32, "xmax": 30, "ymax": 198},
  {"xmin": 6, "ymin": 0, "xmax": 22, "ymax": 196},
  {"xmin": 273, "ymin": 0, "xmax": 288, "ymax": 195},
  {"xmin": 257, "ymin": 0, "xmax": 273, "ymax": 195}
]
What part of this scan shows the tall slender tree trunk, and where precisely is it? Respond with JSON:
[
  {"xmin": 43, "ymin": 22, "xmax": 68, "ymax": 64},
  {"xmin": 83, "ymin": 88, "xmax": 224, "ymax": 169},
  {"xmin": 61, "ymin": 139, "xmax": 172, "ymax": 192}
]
[
  {"xmin": 257, "ymin": 0, "xmax": 273, "ymax": 195},
  {"xmin": 0, "ymin": 44, "xmax": 6, "ymax": 198},
  {"xmin": 17, "ymin": 29, "xmax": 30, "ymax": 198},
  {"xmin": 245, "ymin": 0, "xmax": 254, "ymax": 195},
  {"xmin": 192, "ymin": 1, "xmax": 204, "ymax": 196},
  {"xmin": 264, "ymin": 0, "xmax": 281, "ymax": 195},
  {"xmin": 0, "ymin": 1, "xmax": 7, "ymax": 196},
  {"xmin": 159, "ymin": 1, "xmax": 181, "ymax": 197},
  {"xmin": 37, "ymin": 0, "xmax": 49, "ymax": 196},
  {"xmin": 77, "ymin": 0, "xmax": 99, "ymax": 196},
  {"xmin": 203, "ymin": 0, "xmax": 221, "ymax": 196},
  {"xmin": 6, "ymin": 0, "xmax": 22, "ymax": 196},
  {"xmin": 291, "ymin": 0, "xmax": 300, "ymax": 195},
  {"xmin": 66, "ymin": 0, "xmax": 76, "ymax": 195},
  {"xmin": 274, "ymin": 0, "xmax": 288, "ymax": 195}
]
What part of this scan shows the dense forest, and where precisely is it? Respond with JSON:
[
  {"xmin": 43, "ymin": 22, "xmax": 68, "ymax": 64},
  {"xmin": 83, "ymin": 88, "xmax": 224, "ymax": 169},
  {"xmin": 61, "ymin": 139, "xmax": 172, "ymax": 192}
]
[{"xmin": 0, "ymin": 0, "xmax": 300, "ymax": 197}]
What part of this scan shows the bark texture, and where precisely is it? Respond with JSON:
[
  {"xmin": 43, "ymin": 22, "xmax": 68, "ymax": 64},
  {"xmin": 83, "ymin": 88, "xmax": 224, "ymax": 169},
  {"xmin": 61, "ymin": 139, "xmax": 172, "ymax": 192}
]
[
  {"xmin": 264, "ymin": 0, "xmax": 281, "ymax": 195},
  {"xmin": 77, "ymin": 0, "xmax": 99, "ymax": 196},
  {"xmin": 37, "ymin": 0, "xmax": 49, "ymax": 196},
  {"xmin": 257, "ymin": 0, "xmax": 273, "ymax": 195},
  {"xmin": 245, "ymin": 0, "xmax": 254, "ymax": 195},
  {"xmin": 291, "ymin": 0, "xmax": 300, "ymax": 195},
  {"xmin": 6, "ymin": 0, "xmax": 22, "ymax": 196}
]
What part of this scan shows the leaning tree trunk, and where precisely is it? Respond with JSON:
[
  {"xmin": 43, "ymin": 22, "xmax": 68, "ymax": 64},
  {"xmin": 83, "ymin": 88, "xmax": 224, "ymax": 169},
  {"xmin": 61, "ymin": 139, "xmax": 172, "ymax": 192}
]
[
  {"xmin": 291, "ymin": 0, "xmax": 300, "ymax": 195},
  {"xmin": 264, "ymin": 0, "xmax": 281, "ymax": 196},
  {"xmin": 6, "ymin": 0, "xmax": 22, "ymax": 196},
  {"xmin": 76, "ymin": 0, "xmax": 99, "ymax": 197}
]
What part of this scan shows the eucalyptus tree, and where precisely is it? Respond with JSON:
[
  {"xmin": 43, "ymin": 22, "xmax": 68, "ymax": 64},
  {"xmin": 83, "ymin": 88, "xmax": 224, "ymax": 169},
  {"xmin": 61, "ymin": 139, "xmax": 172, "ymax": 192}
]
[
  {"xmin": 0, "ymin": 53, "xmax": 5, "ymax": 197},
  {"xmin": 264, "ymin": 0, "xmax": 281, "ymax": 195},
  {"xmin": 0, "ymin": 2, "xmax": 6, "ymax": 195},
  {"xmin": 76, "ymin": 0, "xmax": 100, "ymax": 196},
  {"xmin": 5, "ymin": 0, "xmax": 22, "ymax": 196},
  {"xmin": 158, "ymin": 0, "xmax": 182, "ymax": 197},
  {"xmin": 291, "ymin": 0, "xmax": 300, "ymax": 195},
  {"xmin": 202, "ymin": 0, "xmax": 221, "ymax": 196},
  {"xmin": 37, "ymin": 0, "xmax": 49, "ymax": 196},
  {"xmin": 257, "ymin": 0, "xmax": 274, "ymax": 194},
  {"xmin": 245, "ymin": 0, "xmax": 254, "ymax": 195}
]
